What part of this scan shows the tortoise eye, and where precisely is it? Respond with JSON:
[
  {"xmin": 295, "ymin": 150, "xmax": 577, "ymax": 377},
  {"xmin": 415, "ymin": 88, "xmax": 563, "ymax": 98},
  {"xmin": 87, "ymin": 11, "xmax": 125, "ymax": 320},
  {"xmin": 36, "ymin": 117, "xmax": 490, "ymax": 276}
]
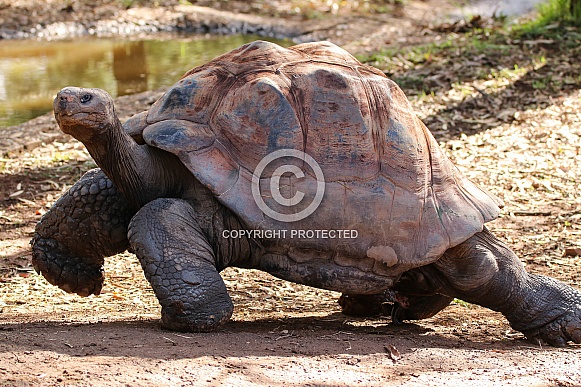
[{"xmin": 80, "ymin": 94, "xmax": 92, "ymax": 104}]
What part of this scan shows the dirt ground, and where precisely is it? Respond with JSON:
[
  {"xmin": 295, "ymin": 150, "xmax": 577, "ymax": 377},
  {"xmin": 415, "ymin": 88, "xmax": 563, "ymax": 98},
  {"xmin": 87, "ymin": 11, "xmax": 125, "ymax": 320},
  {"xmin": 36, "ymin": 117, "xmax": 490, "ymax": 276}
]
[{"xmin": 1, "ymin": 1, "xmax": 581, "ymax": 386}]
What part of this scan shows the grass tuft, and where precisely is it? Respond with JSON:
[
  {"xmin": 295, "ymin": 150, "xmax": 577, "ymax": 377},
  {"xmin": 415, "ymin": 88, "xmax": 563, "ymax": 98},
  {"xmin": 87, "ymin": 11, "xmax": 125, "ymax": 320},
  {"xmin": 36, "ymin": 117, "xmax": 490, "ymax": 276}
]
[{"xmin": 515, "ymin": 0, "xmax": 581, "ymax": 37}]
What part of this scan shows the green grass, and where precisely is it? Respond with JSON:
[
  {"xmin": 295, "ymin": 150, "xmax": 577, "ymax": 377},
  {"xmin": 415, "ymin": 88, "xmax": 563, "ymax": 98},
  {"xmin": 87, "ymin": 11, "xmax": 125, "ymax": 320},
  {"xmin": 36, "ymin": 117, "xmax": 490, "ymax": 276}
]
[
  {"xmin": 356, "ymin": 29, "xmax": 516, "ymax": 95},
  {"xmin": 119, "ymin": 0, "xmax": 136, "ymax": 8},
  {"xmin": 357, "ymin": 38, "xmax": 455, "ymax": 69},
  {"xmin": 358, "ymin": 31, "xmax": 512, "ymax": 72},
  {"xmin": 453, "ymin": 299, "xmax": 473, "ymax": 308},
  {"xmin": 50, "ymin": 152, "xmax": 71, "ymax": 164},
  {"xmin": 537, "ymin": 0, "xmax": 581, "ymax": 24},
  {"xmin": 515, "ymin": 0, "xmax": 581, "ymax": 37}
]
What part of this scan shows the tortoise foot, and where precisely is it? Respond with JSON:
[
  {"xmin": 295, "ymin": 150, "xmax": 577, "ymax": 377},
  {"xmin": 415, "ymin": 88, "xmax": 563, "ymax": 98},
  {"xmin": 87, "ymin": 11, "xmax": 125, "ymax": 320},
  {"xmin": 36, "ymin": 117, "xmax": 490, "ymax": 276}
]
[
  {"xmin": 161, "ymin": 300, "xmax": 233, "ymax": 333},
  {"xmin": 521, "ymin": 301, "xmax": 581, "ymax": 347},
  {"xmin": 32, "ymin": 236, "xmax": 104, "ymax": 296}
]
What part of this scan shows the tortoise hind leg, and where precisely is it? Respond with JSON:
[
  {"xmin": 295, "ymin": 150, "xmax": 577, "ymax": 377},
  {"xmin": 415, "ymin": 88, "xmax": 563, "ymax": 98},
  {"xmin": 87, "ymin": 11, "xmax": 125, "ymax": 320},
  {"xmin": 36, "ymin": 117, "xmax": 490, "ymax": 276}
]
[
  {"xmin": 389, "ymin": 270, "xmax": 455, "ymax": 322},
  {"xmin": 414, "ymin": 227, "xmax": 581, "ymax": 346},
  {"xmin": 339, "ymin": 293, "xmax": 391, "ymax": 317},
  {"xmin": 31, "ymin": 169, "xmax": 135, "ymax": 296},
  {"xmin": 339, "ymin": 290, "xmax": 453, "ymax": 322},
  {"xmin": 390, "ymin": 294, "xmax": 454, "ymax": 323},
  {"xmin": 339, "ymin": 267, "xmax": 454, "ymax": 321}
]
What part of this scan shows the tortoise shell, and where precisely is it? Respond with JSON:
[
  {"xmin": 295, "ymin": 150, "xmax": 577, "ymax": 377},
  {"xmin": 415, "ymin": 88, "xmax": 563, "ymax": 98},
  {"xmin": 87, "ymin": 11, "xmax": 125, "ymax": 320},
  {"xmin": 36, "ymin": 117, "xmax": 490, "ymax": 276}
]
[{"xmin": 124, "ymin": 40, "xmax": 502, "ymax": 272}]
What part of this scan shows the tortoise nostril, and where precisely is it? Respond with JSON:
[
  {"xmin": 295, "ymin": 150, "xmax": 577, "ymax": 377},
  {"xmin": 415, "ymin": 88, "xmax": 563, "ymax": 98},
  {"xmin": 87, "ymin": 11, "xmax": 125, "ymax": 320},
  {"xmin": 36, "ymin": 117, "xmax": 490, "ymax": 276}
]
[{"xmin": 59, "ymin": 94, "xmax": 72, "ymax": 102}]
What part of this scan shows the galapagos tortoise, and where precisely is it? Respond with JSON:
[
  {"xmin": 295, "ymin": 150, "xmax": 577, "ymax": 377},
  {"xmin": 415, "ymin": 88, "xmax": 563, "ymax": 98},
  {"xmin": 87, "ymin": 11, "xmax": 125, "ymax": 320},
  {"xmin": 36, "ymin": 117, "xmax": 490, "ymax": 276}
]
[{"xmin": 32, "ymin": 41, "xmax": 581, "ymax": 346}]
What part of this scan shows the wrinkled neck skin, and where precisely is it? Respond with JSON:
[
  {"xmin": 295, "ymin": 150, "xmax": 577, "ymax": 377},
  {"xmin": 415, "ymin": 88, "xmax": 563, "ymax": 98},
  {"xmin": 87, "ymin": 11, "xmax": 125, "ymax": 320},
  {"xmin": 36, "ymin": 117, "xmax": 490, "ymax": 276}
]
[{"xmin": 86, "ymin": 118, "xmax": 188, "ymax": 208}]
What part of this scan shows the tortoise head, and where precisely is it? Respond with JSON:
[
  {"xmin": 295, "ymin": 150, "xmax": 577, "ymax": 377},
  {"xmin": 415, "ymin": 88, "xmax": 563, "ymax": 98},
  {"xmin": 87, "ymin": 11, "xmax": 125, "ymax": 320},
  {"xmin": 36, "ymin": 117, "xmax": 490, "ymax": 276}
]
[{"xmin": 54, "ymin": 87, "xmax": 119, "ymax": 143}]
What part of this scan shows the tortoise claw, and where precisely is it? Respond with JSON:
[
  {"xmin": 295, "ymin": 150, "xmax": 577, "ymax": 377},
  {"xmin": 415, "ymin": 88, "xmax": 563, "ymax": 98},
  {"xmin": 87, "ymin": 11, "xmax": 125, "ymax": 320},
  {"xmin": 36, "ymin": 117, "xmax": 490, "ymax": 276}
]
[{"xmin": 522, "ymin": 308, "xmax": 581, "ymax": 347}]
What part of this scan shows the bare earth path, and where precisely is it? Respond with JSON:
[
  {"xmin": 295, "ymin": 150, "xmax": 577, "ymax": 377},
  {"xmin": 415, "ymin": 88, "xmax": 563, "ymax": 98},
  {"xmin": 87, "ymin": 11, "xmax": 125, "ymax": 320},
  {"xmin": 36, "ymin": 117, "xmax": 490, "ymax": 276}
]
[{"xmin": 1, "ymin": 1, "xmax": 580, "ymax": 386}]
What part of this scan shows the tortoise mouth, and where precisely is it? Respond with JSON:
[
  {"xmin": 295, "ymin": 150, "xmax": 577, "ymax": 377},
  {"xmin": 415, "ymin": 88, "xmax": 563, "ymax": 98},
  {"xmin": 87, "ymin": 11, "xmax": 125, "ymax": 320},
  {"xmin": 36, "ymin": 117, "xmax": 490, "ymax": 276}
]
[
  {"xmin": 31, "ymin": 235, "xmax": 105, "ymax": 297},
  {"xmin": 55, "ymin": 110, "xmax": 89, "ymax": 119},
  {"xmin": 54, "ymin": 111, "xmax": 82, "ymax": 129},
  {"xmin": 54, "ymin": 109, "xmax": 110, "ymax": 143}
]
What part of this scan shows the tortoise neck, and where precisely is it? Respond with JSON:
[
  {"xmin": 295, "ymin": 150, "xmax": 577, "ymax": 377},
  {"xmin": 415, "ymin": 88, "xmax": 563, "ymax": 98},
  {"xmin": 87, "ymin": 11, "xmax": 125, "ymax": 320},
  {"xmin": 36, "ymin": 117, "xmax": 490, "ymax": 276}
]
[{"xmin": 86, "ymin": 118, "xmax": 183, "ymax": 208}]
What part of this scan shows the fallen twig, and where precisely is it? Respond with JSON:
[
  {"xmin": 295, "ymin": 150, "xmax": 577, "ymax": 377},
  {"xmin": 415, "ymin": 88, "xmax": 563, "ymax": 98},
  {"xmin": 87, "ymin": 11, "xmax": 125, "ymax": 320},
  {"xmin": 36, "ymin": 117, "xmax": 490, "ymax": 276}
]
[{"xmin": 512, "ymin": 210, "xmax": 552, "ymax": 216}]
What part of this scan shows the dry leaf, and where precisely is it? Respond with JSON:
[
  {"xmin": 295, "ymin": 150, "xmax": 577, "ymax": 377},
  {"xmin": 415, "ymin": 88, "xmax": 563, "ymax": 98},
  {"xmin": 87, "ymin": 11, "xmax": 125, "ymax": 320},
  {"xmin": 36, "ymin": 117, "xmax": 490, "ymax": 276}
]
[
  {"xmin": 112, "ymin": 293, "xmax": 126, "ymax": 300},
  {"xmin": 564, "ymin": 248, "xmax": 581, "ymax": 257},
  {"xmin": 18, "ymin": 198, "xmax": 36, "ymax": 206},
  {"xmin": 384, "ymin": 344, "xmax": 401, "ymax": 362}
]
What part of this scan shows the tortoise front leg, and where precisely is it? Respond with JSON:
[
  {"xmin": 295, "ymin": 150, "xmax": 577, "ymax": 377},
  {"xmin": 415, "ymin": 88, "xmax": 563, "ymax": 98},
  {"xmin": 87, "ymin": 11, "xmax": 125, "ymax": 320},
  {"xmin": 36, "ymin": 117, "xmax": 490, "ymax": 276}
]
[
  {"xmin": 128, "ymin": 198, "xmax": 234, "ymax": 332},
  {"xmin": 31, "ymin": 169, "xmax": 135, "ymax": 296}
]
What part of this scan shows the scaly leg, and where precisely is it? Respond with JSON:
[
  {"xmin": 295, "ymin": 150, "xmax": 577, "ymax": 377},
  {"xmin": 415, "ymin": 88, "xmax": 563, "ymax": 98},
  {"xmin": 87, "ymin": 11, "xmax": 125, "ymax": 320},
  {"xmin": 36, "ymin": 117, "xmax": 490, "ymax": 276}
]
[
  {"xmin": 31, "ymin": 168, "xmax": 135, "ymax": 296},
  {"xmin": 409, "ymin": 227, "xmax": 581, "ymax": 346},
  {"xmin": 128, "ymin": 198, "xmax": 234, "ymax": 332}
]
